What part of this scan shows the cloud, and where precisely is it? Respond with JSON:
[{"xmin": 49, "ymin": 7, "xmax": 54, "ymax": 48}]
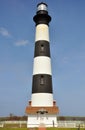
[
  {"xmin": 0, "ymin": 27, "xmax": 11, "ymax": 37},
  {"xmin": 0, "ymin": 27, "xmax": 29, "ymax": 47},
  {"xmin": 15, "ymin": 40, "xmax": 28, "ymax": 46}
]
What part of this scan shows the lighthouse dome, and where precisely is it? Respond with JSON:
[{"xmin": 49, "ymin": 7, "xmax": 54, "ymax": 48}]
[{"xmin": 37, "ymin": 2, "xmax": 48, "ymax": 11}]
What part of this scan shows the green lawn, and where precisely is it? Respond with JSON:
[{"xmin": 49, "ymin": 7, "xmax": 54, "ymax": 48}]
[
  {"xmin": 0, "ymin": 128, "xmax": 85, "ymax": 130},
  {"xmin": 0, "ymin": 129, "xmax": 27, "ymax": 130}
]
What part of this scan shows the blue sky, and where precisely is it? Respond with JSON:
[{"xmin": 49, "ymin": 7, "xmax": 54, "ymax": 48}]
[{"xmin": 0, "ymin": 0, "xmax": 85, "ymax": 117}]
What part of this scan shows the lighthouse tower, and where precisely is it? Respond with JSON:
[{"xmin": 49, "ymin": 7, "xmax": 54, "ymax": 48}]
[{"xmin": 25, "ymin": 2, "xmax": 59, "ymax": 128}]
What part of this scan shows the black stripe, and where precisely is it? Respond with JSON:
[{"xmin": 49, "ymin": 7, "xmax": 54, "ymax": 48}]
[
  {"xmin": 37, "ymin": 10, "xmax": 48, "ymax": 15},
  {"xmin": 32, "ymin": 74, "xmax": 53, "ymax": 93},
  {"xmin": 33, "ymin": 13, "xmax": 51, "ymax": 25},
  {"xmin": 34, "ymin": 40, "xmax": 50, "ymax": 57}
]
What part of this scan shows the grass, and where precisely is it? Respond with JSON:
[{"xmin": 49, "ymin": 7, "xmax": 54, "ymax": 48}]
[
  {"xmin": 0, "ymin": 129, "xmax": 27, "ymax": 130},
  {"xmin": 46, "ymin": 129, "xmax": 85, "ymax": 130},
  {"xmin": 0, "ymin": 128, "xmax": 85, "ymax": 130}
]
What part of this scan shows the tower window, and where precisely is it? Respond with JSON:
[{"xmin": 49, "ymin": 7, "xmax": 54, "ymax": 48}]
[
  {"xmin": 40, "ymin": 75, "xmax": 44, "ymax": 85},
  {"xmin": 41, "ymin": 44, "xmax": 44, "ymax": 51}
]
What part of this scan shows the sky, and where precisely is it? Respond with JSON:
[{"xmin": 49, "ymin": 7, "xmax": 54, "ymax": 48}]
[{"xmin": 0, "ymin": 0, "xmax": 85, "ymax": 117}]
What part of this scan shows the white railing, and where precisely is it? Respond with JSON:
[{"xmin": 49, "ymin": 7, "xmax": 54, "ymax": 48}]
[
  {"xmin": 58, "ymin": 121, "xmax": 85, "ymax": 128},
  {"xmin": 4, "ymin": 121, "xmax": 27, "ymax": 124},
  {"xmin": 0, "ymin": 122, "xmax": 4, "ymax": 128},
  {"xmin": 0, "ymin": 121, "xmax": 27, "ymax": 128},
  {"xmin": 0, "ymin": 120, "xmax": 85, "ymax": 128}
]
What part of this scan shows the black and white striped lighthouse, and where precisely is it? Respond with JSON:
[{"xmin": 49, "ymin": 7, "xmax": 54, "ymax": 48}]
[
  {"xmin": 26, "ymin": 2, "xmax": 59, "ymax": 128},
  {"xmin": 32, "ymin": 2, "xmax": 53, "ymax": 107}
]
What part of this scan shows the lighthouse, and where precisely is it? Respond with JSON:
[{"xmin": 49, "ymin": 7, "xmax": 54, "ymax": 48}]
[{"xmin": 25, "ymin": 2, "xmax": 59, "ymax": 128}]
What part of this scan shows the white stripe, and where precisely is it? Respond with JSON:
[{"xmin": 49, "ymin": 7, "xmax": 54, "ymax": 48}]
[
  {"xmin": 35, "ymin": 24, "xmax": 49, "ymax": 42},
  {"xmin": 31, "ymin": 93, "xmax": 53, "ymax": 106},
  {"xmin": 33, "ymin": 56, "xmax": 52, "ymax": 75}
]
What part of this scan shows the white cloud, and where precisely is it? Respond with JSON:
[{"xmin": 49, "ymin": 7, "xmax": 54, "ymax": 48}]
[
  {"xmin": 0, "ymin": 27, "xmax": 11, "ymax": 37},
  {"xmin": 0, "ymin": 27, "xmax": 29, "ymax": 47},
  {"xmin": 15, "ymin": 40, "xmax": 28, "ymax": 46}
]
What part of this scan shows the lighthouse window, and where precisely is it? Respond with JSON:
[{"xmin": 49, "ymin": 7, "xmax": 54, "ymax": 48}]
[
  {"xmin": 41, "ymin": 44, "xmax": 44, "ymax": 51},
  {"xmin": 40, "ymin": 75, "xmax": 44, "ymax": 85}
]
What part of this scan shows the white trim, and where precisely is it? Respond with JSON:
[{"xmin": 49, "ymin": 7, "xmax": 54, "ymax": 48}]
[
  {"xmin": 33, "ymin": 56, "xmax": 52, "ymax": 75},
  {"xmin": 35, "ymin": 24, "xmax": 49, "ymax": 42}
]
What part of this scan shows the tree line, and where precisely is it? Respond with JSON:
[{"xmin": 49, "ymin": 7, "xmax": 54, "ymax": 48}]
[
  {"xmin": 57, "ymin": 116, "xmax": 85, "ymax": 121},
  {"xmin": 0, "ymin": 115, "xmax": 85, "ymax": 121}
]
